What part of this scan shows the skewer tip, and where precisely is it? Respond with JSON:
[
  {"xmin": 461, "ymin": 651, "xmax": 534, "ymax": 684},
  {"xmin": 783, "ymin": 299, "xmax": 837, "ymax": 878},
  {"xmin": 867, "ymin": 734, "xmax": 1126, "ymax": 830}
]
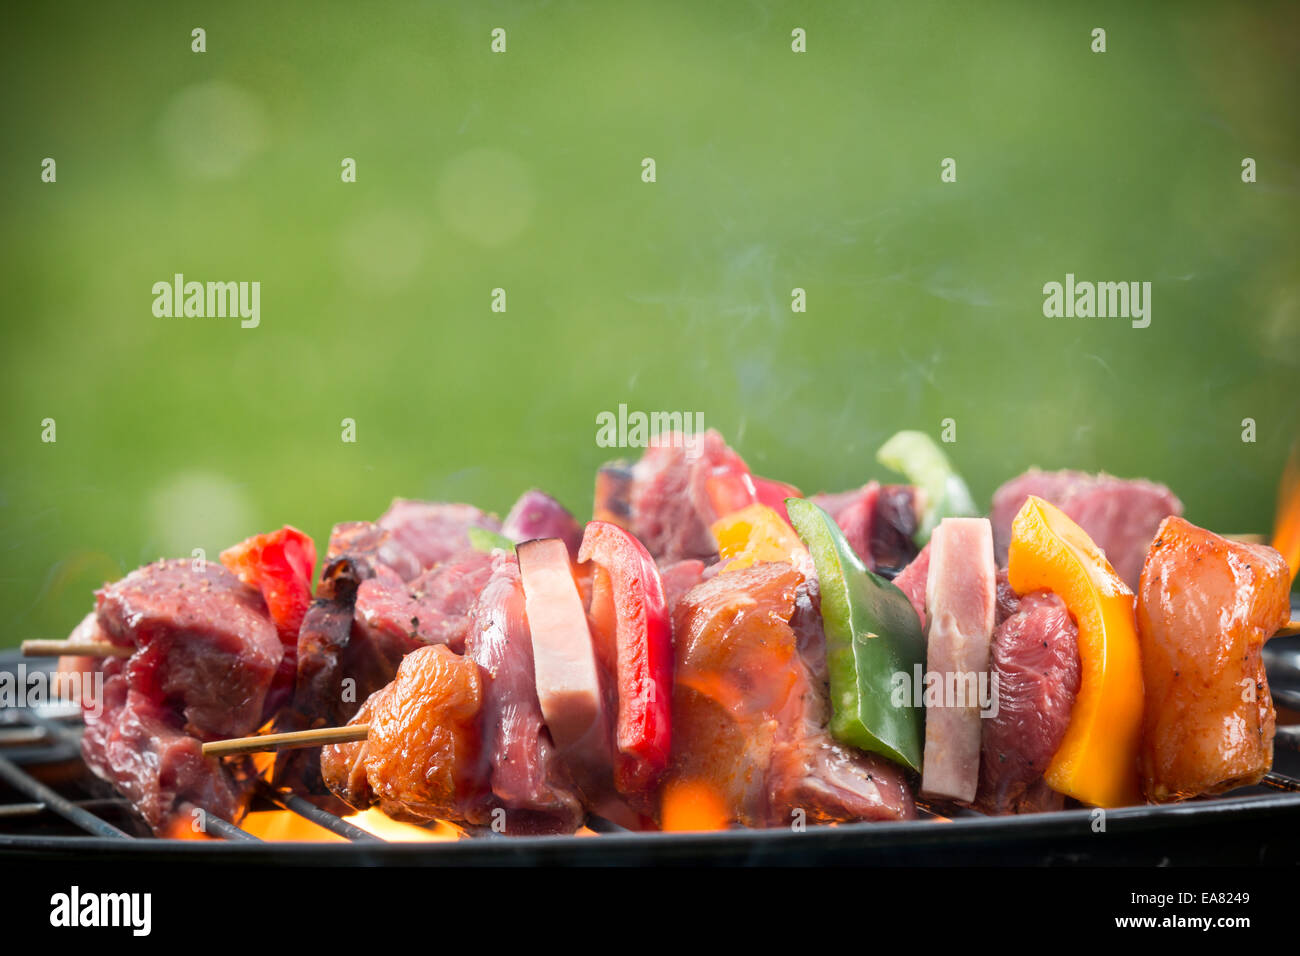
[{"xmin": 20, "ymin": 639, "xmax": 132, "ymax": 659}]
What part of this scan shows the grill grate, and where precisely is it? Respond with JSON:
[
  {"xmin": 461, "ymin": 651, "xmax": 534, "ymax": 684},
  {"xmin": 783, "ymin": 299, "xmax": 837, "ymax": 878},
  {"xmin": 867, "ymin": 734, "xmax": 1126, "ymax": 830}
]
[
  {"xmin": 0, "ymin": 705, "xmax": 266, "ymax": 841},
  {"xmin": 0, "ymin": 693, "xmax": 634, "ymax": 844},
  {"xmin": 2, "ymin": 636, "xmax": 1300, "ymax": 863},
  {"xmin": 0, "ymin": 752, "xmax": 130, "ymax": 839}
]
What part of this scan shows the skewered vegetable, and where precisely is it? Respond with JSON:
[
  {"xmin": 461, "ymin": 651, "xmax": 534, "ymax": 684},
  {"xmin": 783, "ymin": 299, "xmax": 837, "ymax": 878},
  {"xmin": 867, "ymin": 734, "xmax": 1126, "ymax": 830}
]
[{"xmin": 787, "ymin": 497, "xmax": 926, "ymax": 771}]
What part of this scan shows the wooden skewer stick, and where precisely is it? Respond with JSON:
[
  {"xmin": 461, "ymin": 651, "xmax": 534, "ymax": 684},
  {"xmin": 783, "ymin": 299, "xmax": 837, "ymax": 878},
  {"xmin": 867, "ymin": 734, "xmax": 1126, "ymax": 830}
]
[
  {"xmin": 1276, "ymin": 620, "xmax": 1300, "ymax": 639},
  {"xmin": 21, "ymin": 639, "xmax": 132, "ymax": 659},
  {"xmin": 201, "ymin": 724, "xmax": 371, "ymax": 758}
]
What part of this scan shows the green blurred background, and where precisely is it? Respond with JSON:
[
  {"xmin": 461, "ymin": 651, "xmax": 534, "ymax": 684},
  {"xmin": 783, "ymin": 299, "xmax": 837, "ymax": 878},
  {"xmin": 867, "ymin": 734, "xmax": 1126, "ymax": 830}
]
[{"xmin": 2, "ymin": 1, "xmax": 1297, "ymax": 644}]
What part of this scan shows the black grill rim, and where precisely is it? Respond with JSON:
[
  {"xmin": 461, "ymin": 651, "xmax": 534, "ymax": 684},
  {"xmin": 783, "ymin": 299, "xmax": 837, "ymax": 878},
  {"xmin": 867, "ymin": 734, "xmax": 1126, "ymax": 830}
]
[{"xmin": 3, "ymin": 789, "xmax": 1300, "ymax": 865}]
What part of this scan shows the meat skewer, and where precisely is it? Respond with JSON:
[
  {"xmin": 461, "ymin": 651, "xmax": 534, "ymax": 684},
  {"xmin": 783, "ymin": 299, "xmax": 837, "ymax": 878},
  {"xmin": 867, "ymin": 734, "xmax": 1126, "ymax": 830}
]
[
  {"xmin": 27, "ymin": 611, "xmax": 1299, "ymax": 661},
  {"xmin": 48, "ymin": 559, "xmax": 288, "ymax": 835},
  {"xmin": 201, "ymin": 724, "xmax": 372, "ymax": 757},
  {"xmin": 30, "ymin": 426, "xmax": 1298, "ymax": 837},
  {"xmin": 272, "ymin": 493, "xmax": 578, "ymax": 809}
]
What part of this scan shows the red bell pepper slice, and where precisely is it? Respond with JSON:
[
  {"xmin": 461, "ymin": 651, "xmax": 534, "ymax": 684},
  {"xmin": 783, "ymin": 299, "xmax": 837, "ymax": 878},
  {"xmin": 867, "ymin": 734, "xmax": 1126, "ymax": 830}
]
[
  {"xmin": 220, "ymin": 526, "xmax": 317, "ymax": 645},
  {"xmin": 221, "ymin": 526, "xmax": 317, "ymax": 722},
  {"xmin": 752, "ymin": 475, "xmax": 802, "ymax": 524},
  {"xmin": 705, "ymin": 463, "xmax": 803, "ymax": 528},
  {"xmin": 578, "ymin": 521, "xmax": 672, "ymax": 795}
]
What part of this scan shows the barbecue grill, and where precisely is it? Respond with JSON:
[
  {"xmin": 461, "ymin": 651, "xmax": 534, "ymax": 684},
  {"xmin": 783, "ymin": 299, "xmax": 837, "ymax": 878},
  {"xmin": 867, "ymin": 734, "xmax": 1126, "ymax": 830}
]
[{"xmin": 4, "ymin": 627, "xmax": 1300, "ymax": 866}]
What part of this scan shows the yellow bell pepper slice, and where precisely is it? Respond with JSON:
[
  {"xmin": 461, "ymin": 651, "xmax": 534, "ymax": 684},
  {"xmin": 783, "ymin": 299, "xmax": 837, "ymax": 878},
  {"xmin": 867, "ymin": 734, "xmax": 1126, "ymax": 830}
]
[
  {"xmin": 1007, "ymin": 495, "xmax": 1144, "ymax": 807},
  {"xmin": 711, "ymin": 503, "xmax": 807, "ymax": 572}
]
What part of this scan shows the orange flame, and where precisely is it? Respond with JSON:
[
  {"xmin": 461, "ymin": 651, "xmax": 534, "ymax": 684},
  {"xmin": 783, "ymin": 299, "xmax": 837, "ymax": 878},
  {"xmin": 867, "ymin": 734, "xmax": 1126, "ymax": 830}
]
[
  {"xmin": 232, "ymin": 808, "xmax": 469, "ymax": 842},
  {"xmin": 159, "ymin": 818, "xmax": 218, "ymax": 840},
  {"xmin": 345, "ymin": 808, "xmax": 466, "ymax": 842},
  {"xmin": 239, "ymin": 809, "xmax": 348, "ymax": 842},
  {"xmin": 1272, "ymin": 442, "xmax": 1300, "ymax": 587},
  {"xmin": 660, "ymin": 778, "xmax": 729, "ymax": 832}
]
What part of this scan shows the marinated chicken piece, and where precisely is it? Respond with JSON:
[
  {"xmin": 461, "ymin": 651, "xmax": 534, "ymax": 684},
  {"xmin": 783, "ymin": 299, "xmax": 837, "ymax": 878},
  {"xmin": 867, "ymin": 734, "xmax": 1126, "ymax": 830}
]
[
  {"xmin": 322, "ymin": 643, "xmax": 485, "ymax": 822},
  {"xmin": 659, "ymin": 559, "xmax": 708, "ymax": 610},
  {"xmin": 318, "ymin": 694, "xmax": 376, "ymax": 813},
  {"xmin": 667, "ymin": 563, "xmax": 914, "ymax": 827},
  {"xmin": 317, "ymin": 692, "xmax": 436, "ymax": 822},
  {"xmin": 1137, "ymin": 517, "xmax": 1291, "ymax": 801}
]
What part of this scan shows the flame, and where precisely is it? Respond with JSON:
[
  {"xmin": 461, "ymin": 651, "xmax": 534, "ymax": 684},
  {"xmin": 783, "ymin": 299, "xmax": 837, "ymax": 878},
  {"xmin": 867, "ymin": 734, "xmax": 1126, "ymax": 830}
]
[
  {"xmin": 240, "ymin": 809, "xmax": 348, "ymax": 842},
  {"xmin": 1273, "ymin": 442, "xmax": 1300, "ymax": 586},
  {"xmin": 345, "ymin": 808, "xmax": 466, "ymax": 842},
  {"xmin": 660, "ymin": 778, "xmax": 729, "ymax": 832},
  {"xmin": 160, "ymin": 818, "xmax": 218, "ymax": 841},
  {"xmin": 230, "ymin": 808, "xmax": 470, "ymax": 842}
]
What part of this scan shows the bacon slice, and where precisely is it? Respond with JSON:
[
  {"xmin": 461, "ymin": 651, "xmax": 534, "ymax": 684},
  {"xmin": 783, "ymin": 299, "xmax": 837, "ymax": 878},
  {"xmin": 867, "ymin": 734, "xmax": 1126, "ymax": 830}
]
[
  {"xmin": 920, "ymin": 519, "xmax": 997, "ymax": 804},
  {"xmin": 518, "ymin": 539, "xmax": 608, "ymax": 783}
]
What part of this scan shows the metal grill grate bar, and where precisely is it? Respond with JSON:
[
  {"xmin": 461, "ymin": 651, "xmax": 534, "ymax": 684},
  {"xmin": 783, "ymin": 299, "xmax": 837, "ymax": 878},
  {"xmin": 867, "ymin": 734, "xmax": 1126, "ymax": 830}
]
[
  {"xmin": 10, "ymin": 709, "xmax": 264, "ymax": 841},
  {"xmin": 176, "ymin": 802, "xmax": 262, "ymax": 842},
  {"xmin": 584, "ymin": 814, "xmax": 629, "ymax": 833},
  {"xmin": 1263, "ymin": 772, "xmax": 1300, "ymax": 793},
  {"xmin": 256, "ymin": 782, "xmax": 382, "ymax": 842},
  {"xmin": 0, "ymin": 755, "xmax": 129, "ymax": 839},
  {"xmin": 0, "ymin": 797, "xmax": 129, "ymax": 819}
]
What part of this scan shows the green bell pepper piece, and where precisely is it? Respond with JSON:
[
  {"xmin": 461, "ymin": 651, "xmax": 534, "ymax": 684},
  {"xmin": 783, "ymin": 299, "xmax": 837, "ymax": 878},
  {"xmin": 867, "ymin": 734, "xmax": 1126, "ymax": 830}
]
[
  {"xmin": 876, "ymin": 429, "xmax": 977, "ymax": 546},
  {"xmin": 787, "ymin": 497, "xmax": 925, "ymax": 771},
  {"xmin": 468, "ymin": 526, "xmax": 517, "ymax": 554}
]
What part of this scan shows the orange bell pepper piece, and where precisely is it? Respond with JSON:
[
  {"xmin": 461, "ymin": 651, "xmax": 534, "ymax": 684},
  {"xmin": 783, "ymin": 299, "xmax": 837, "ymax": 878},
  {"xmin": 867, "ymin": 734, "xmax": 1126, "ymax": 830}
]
[
  {"xmin": 1007, "ymin": 496, "xmax": 1144, "ymax": 807},
  {"xmin": 710, "ymin": 503, "xmax": 807, "ymax": 572}
]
